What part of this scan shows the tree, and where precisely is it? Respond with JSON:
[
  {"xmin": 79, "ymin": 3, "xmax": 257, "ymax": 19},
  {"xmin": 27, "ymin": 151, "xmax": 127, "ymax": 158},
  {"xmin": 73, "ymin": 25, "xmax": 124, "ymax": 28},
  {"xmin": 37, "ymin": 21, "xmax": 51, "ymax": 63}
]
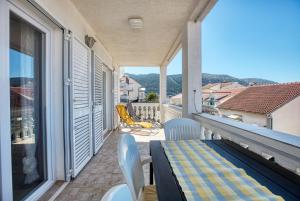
[{"xmin": 146, "ymin": 92, "xmax": 159, "ymax": 103}]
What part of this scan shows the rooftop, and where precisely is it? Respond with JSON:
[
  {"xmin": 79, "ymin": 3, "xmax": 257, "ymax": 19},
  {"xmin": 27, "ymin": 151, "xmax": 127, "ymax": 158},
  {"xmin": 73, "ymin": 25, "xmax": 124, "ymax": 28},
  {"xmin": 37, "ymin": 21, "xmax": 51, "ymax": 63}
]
[{"xmin": 218, "ymin": 82, "xmax": 300, "ymax": 114}]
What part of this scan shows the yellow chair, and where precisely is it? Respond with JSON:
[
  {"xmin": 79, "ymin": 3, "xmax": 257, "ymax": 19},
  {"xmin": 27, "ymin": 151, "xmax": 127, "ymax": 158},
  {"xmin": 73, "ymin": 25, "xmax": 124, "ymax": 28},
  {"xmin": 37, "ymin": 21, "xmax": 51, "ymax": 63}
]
[{"xmin": 116, "ymin": 104, "xmax": 154, "ymax": 129}]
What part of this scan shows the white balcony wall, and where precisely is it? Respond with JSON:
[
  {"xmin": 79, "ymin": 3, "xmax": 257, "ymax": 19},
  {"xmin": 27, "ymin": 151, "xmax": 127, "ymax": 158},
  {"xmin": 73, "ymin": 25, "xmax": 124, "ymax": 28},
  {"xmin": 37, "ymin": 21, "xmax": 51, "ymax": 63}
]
[
  {"xmin": 163, "ymin": 104, "xmax": 182, "ymax": 122},
  {"xmin": 131, "ymin": 103, "xmax": 161, "ymax": 122},
  {"xmin": 194, "ymin": 113, "xmax": 300, "ymax": 175},
  {"xmin": 219, "ymin": 109, "xmax": 267, "ymax": 127}
]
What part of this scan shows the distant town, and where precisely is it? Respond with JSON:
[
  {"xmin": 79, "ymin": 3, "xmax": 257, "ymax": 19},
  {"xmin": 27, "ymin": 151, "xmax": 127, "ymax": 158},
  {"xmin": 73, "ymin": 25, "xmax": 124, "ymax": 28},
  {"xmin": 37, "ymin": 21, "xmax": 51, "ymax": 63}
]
[{"xmin": 120, "ymin": 73, "xmax": 300, "ymax": 137}]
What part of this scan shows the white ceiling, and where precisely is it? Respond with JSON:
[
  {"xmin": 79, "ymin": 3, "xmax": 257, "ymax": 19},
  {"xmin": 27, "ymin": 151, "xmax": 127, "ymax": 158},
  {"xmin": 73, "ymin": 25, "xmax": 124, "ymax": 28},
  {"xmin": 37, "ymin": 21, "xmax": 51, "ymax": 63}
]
[{"xmin": 71, "ymin": 0, "xmax": 209, "ymax": 66}]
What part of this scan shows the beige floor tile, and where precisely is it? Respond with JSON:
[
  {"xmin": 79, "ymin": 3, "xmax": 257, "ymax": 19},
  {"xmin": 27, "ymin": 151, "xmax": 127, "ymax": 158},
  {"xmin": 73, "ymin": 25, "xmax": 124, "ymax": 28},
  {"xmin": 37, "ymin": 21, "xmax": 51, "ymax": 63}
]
[{"xmin": 53, "ymin": 128, "xmax": 165, "ymax": 200}]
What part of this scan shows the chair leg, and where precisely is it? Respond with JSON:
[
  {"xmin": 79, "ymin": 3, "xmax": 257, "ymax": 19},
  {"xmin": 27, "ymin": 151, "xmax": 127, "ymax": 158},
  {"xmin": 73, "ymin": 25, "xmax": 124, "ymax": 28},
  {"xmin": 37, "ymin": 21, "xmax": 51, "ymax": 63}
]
[{"xmin": 150, "ymin": 162, "xmax": 153, "ymax": 185}]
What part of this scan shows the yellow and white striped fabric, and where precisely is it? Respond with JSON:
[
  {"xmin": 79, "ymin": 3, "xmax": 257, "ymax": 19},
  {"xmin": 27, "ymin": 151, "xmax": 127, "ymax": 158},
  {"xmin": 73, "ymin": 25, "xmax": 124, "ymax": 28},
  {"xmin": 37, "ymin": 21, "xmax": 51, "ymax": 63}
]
[{"xmin": 161, "ymin": 140, "xmax": 284, "ymax": 201}]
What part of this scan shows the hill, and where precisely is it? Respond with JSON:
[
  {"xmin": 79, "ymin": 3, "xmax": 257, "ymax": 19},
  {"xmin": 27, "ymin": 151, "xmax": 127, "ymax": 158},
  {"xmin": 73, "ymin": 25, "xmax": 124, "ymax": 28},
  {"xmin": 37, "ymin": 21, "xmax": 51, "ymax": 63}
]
[{"xmin": 126, "ymin": 73, "xmax": 276, "ymax": 96}]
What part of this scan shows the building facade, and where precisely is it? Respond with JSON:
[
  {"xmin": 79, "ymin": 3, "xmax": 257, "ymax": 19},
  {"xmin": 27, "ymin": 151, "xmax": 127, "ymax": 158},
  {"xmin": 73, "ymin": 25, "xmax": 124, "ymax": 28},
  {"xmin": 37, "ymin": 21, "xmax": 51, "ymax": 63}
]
[
  {"xmin": 120, "ymin": 75, "xmax": 145, "ymax": 102},
  {"xmin": 218, "ymin": 83, "xmax": 300, "ymax": 136}
]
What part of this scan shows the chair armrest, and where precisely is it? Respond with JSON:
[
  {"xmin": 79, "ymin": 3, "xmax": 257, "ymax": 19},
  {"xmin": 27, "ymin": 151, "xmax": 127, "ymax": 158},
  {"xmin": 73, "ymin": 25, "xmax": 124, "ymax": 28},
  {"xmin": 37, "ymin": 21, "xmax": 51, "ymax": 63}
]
[{"xmin": 141, "ymin": 156, "xmax": 152, "ymax": 166}]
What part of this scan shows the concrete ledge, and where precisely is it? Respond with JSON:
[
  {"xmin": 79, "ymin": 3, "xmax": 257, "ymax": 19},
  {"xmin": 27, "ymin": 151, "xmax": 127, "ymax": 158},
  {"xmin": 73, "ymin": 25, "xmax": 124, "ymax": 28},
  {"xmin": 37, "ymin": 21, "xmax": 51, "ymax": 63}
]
[
  {"xmin": 193, "ymin": 113, "xmax": 300, "ymax": 175},
  {"xmin": 163, "ymin": 104, "xmax": 182, "ymax": 122}
]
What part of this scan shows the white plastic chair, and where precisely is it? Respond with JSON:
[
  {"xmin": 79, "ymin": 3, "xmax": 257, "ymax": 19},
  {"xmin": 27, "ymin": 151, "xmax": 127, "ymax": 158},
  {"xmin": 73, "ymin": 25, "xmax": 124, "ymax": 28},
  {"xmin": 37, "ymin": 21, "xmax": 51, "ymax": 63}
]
[
  {"xmin": 164, "ymin": 118, "xmax": 201, "ymax": 140},
  {"xmin": 118, "ymin": 134, "xmax": 156, "ymax": 201},
  {"xmin": 101, "ymin": 184, "xmax": 133, "ymax": 201}
]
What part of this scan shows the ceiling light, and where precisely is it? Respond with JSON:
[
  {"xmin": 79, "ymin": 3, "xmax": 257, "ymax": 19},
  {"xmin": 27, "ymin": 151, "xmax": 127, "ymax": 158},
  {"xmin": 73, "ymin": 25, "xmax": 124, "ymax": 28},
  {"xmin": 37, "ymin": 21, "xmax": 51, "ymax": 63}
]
[{"xmin": 128, "ymin": 18, "xmax": 143, "ymax": 29}]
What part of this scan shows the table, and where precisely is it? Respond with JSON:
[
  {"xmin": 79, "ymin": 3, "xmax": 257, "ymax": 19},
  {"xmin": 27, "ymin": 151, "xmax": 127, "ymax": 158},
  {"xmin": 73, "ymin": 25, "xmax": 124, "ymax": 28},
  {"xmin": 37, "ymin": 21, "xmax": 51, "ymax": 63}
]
[{"xmin": 149, "ymin": 140, "xmax": 300, "ymax": 201}]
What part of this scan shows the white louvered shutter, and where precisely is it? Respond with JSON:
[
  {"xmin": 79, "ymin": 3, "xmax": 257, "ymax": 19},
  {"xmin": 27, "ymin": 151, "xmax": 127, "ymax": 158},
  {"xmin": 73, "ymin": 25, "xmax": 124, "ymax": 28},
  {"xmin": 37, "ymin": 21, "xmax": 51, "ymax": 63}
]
[
  {"xmin": 92, "ymin": 54, "xmax": 103, "ymax": 154},
  {"xmin": 71, "ymin": 37, "xmax": 92, "ymax": 177}
]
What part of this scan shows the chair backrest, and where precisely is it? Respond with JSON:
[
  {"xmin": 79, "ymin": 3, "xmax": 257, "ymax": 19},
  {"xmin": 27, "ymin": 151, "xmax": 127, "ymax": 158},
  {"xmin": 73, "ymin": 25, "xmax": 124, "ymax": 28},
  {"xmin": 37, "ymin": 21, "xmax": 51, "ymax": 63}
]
[
  {"xmin": 164, "ymin": 118, "xmax": 201, "ymax": 140},
  {"xmin": 116, "ymin": 104, "xmax": 135, "ymax": 125},
  {"xmin": 118, "ymin": 134, "xmax": 145, "ymax": 201},
  {"xmin": 101, "ymin": 184, "xmax": 133, "ymax": 201}
]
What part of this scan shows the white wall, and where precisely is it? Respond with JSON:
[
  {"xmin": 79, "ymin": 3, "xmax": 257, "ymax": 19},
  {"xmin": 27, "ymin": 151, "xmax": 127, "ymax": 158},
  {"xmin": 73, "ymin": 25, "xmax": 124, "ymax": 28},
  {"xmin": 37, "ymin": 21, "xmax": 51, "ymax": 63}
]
[
  {"xmin": 128, "ymin": 78, "xmax": 141, "ymax": 101},
  {"xmin": 272, "ymin": 96, "xmax": 300, "ymax": 136},
  {"xmin": 220, "ymin": 109, "xmax": 267, "ymax": 127},
  {"xmin": 34, "ymin": 0, "xmax": 113, "ymax": 67},
  {"xmin": 31, "ymin": 0, "xmax": 116, "ymax": 179}
]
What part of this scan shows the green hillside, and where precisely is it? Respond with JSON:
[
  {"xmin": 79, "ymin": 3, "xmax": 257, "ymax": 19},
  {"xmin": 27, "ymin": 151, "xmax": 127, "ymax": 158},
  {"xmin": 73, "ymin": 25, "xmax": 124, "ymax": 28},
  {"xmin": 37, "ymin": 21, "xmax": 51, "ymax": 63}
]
[{"xmin": 127, "ymin": 73, "xmax": 276, "ymax": 96}]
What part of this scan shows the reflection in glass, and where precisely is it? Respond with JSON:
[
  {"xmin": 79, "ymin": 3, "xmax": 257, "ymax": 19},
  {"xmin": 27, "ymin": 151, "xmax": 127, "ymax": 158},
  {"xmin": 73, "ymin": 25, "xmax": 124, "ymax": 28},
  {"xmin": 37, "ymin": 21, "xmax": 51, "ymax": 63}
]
[{"xmin": 10, "ymin": 13, "xmax": 47, "ymax": 201}]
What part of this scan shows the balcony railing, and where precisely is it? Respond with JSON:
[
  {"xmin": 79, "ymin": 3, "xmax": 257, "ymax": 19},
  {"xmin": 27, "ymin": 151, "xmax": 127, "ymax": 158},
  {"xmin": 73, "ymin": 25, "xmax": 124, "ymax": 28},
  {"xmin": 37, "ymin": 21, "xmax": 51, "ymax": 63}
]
[
  {"xmin": 193, "ymin": 113, "xmax": 300, "ymax": 175},
  {"xmin": 163, "ymin": 104, "xmax": 182, "ymax": 122},
  {"xmin": 162, "ymin": 104, "xmax": 300, "ymax": 175},
  {"xmin": 131, "ymin": 102, "xmax": 160, "ymax": 122}
]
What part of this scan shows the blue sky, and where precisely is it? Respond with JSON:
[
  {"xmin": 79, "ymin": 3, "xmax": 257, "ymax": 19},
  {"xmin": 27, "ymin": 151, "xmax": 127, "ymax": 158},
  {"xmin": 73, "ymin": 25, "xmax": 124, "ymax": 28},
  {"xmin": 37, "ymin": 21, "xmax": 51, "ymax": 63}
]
[
  {"xmin": 10, "ymin": 49, "xmax": 34, "ymax": 78},
  {"xmin": 124, "ymin": 0, "xmax": 300, "ymax": 83}
]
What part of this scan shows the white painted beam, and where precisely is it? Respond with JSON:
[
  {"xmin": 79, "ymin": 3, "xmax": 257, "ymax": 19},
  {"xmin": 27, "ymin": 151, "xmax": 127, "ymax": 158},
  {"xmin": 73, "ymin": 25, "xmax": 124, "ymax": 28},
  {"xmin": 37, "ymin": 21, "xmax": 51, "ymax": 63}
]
[{"xmin": 182, "ymin": 21, "xmax": 202, "ymax": 117}]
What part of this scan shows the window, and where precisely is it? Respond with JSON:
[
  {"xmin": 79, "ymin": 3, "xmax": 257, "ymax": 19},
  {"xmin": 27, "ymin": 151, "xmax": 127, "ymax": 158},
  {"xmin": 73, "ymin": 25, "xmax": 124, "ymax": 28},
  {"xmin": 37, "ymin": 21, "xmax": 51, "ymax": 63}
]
[{"xmin": 10, "ymin": 12, "xmax": 47, "ymax": 200}]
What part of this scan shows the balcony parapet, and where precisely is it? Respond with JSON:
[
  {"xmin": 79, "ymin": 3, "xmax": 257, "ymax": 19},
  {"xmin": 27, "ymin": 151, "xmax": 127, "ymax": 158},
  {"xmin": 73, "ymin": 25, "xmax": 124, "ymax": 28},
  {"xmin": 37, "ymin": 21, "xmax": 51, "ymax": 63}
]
[
  {"xmin": 193, "ymin": 113, "xmax": 300, "ymax": 175},
  {"xmin": 163, "ymin": 104, "xmax": 182, "ymax": 122},
  {"xmin": 131, "ymin": 102, "xmax": 160, "ymax": 122}
]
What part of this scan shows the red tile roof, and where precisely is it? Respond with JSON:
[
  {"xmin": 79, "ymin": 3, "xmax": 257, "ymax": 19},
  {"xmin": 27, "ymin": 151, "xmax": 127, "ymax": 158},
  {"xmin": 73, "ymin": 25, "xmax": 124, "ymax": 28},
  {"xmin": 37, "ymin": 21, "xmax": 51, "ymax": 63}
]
[{"xmin": 218, "ymin": 83, "xmax": 300, "ymax": 114}]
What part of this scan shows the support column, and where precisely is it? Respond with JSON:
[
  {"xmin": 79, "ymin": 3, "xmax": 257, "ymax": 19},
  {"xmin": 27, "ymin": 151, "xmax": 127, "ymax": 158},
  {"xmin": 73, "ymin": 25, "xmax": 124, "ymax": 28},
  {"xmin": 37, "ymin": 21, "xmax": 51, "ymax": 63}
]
[
  {"xmin": 160, "ymin": 65, "xmax": 167, "ymax": 123},
  {"xmin": 182, "ymin": 21, "xmax": 202, "ymax": 118}
]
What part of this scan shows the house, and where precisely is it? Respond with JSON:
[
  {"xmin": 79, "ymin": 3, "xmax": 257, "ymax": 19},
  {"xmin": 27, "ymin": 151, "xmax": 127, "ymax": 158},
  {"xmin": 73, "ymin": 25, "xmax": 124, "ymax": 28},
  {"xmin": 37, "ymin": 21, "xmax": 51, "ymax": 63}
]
[
  {"xmin": 218, "ymin": 83, "xmax": 300, "ymax": 136},
  {"xmin": 202, "ymin": 88, "xmax": 246, "ymax": 107},
  {"xmin": 120, "ymin": 74, "xmax": 145, "ymax": 102},
  {"xmin": 169, "ymin": 93, "xmax": 182, "ymax": 106},
  {"xmin": 202, "ymin": 82, "xmax": 244, "ymax": 91},
  {"xmin": 202, "ymin": 82, "xmax": 246, "ymax": 107},
  {"xmin": 138, "ymin": 87, "xmax": 146, "ymax": 102},
  {"xmin": 169, "ymin": 82, "xmax": 246, "ymax": 107}
]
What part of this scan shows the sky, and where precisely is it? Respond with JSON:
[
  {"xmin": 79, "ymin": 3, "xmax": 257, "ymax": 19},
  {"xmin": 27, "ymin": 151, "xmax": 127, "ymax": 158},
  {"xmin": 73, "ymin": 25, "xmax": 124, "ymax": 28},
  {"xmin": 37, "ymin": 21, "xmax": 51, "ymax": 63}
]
[
  {"xmin": 10, "ymin": 49, "xmax": 34, "ymax": 78},
  {"xmin": 124, "ymin": 0, "xmax": 300, "ymax": 83}
]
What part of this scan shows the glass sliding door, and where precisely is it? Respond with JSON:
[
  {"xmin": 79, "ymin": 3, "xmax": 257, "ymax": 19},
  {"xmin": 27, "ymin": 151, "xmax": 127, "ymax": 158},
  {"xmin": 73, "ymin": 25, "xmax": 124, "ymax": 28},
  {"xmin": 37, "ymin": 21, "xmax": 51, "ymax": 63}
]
[{"xmin": 9, "ymin": 12, "xmax": 47, "ymax": 201}]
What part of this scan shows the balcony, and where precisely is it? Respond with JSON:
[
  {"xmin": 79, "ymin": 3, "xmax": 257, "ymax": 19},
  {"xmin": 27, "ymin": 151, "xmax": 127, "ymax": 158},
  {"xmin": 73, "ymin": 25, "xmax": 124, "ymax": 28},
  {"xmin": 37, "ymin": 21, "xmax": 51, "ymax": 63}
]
[
  {"xmin": 41, "ymin": 128, "xmax": 165, "ymax": 200},
  {"xmin": 1, "ymin": 0, "xmax": 299, "ymax": 200},
  {"xmin": 41, "ymin": 110, "xmax": 300, "ymax": 200}
]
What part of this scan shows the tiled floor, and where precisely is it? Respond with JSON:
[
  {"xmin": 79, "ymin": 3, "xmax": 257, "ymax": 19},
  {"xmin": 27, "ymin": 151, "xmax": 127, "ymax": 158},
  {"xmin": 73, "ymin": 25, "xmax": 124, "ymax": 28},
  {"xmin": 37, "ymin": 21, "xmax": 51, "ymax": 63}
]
[{"xmin": 53, "ymin": 127, "xmax": 165, "ymax": 201}]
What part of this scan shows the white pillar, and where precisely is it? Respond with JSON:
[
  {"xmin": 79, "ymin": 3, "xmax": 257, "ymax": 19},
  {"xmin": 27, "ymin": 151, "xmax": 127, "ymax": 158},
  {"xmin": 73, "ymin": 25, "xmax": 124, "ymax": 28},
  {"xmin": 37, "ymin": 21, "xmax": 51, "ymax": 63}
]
[
  {"xmin": 113, "ymin": 66, "xmax": 121, "ymax": 128},
  {"xmin": 160, "ymin": 65, "xmax": 167, "ymax": 123},
  {"xmin": 182, "ymin": 21, "xmax": 202, "ymax": 118}
]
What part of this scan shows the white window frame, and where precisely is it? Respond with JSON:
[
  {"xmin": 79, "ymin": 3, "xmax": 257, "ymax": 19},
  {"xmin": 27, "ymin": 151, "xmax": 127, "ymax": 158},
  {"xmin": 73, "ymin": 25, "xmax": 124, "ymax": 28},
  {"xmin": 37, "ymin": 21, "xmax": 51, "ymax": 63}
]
[
  {"xmin": 102, "ymin": 65, "xmax": 113, "ymax": 136},
  {"xmin": 0, "ymin": 1, "xmax": 58, "ymax": 200}
]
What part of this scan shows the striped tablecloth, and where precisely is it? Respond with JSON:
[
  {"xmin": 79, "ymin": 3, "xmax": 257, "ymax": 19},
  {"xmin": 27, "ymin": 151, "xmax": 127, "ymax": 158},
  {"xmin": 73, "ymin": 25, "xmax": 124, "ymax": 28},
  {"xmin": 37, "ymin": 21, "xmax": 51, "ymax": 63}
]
[{"xmin": 161, "ymin": 140, "xmax": 284, "ymax": 201}]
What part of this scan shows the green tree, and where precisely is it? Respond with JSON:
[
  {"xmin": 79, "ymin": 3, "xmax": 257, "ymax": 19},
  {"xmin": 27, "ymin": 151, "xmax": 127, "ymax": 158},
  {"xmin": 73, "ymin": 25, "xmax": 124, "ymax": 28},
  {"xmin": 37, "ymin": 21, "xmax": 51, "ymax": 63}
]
[{"xmin": 146, "ymin": 92, "xmax": 159, "ymax": 103}]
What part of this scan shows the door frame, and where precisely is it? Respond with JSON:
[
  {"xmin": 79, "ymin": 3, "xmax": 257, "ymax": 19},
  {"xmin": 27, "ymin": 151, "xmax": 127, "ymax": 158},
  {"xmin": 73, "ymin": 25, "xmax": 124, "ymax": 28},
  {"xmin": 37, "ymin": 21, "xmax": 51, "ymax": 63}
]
[
  {"xmin": 102, "ymin": 65, "xmax": 113, "ymax": 136},
  {"xmin": 0, "ymin": 1, "xmax": 58, "ymax": 200}
]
